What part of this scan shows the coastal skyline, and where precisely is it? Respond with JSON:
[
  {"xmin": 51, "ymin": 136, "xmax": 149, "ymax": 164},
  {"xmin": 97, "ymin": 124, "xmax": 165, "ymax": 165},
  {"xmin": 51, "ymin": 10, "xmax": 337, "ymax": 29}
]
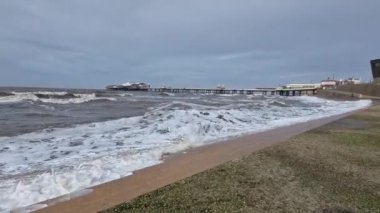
[{"xmin": 1, "ymin": 0, "xmax": 379, "ymax": 89}]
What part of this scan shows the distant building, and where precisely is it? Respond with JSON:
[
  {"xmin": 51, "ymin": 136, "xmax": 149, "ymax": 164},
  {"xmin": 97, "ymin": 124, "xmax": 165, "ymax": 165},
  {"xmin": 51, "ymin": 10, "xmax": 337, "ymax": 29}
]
[
  {"xmin": 371, "ymin": 59, "xmax": 380, "ymax": 83},
  {"xmin": 216, "ymin": 85, "xmax": 225, "ymax": 90},
  {"xmin": 320, "ymin": 80, "xmax": 337, "ymax": 89},
  {"xmin": 346, "ymin": 77, "xmax": 361, "ymax": 84},
  {"xmin": 338, "ymin": 77, "xmax": 361, "ymax": 85},
  {"xmin": 285, "ymin": 83, "xmax": 321, "ymax": 89},
  {"xmin": 106, "ymin": 82, "xmax": 150, "ymax": 91}
]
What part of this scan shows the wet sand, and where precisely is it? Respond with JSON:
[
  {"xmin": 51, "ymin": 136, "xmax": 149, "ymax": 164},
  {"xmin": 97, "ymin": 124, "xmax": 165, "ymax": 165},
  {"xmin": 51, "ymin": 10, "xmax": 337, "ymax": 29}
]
[{"xmin": 33, "ymin": 111, "xmax": 357, "ymax": 213}]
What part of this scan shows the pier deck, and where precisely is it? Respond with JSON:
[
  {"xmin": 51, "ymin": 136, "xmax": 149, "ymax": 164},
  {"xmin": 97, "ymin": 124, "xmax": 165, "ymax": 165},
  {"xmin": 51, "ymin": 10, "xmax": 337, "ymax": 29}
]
[{"xmin": 148, "ymin": 88, "xmax": 317, "ymax": 96}]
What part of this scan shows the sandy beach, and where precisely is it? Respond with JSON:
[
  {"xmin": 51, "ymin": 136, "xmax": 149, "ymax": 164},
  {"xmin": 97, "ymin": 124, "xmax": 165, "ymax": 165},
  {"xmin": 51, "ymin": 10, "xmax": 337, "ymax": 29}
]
[{"xmin": 32, "ymin": 108, "xmax": 367, "ymax": 213}]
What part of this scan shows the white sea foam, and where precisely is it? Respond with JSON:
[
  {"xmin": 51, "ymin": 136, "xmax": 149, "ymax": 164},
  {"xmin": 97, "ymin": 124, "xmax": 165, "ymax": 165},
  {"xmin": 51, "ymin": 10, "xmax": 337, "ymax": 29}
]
[
  {"xmin": 118, "ymin": 93, "xmax": 133, "ymax": 97},
  {"xmin": 0, "ymin": 91, "xmax": 115, "ymax": 104},
  {"xmin": 0, "ymin": 97, "xmax": 372, "ymax": 212},
  {"xmin": 160, "ymin": 92, "xmax": 175, "ymax": 96}
]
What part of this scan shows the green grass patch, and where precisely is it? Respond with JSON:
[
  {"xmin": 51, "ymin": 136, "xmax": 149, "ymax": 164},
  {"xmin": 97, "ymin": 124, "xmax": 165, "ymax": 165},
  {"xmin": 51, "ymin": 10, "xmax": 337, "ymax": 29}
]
[{"xmin": 331, "ymin": 132, "xmax": 380, "ymax": 148}]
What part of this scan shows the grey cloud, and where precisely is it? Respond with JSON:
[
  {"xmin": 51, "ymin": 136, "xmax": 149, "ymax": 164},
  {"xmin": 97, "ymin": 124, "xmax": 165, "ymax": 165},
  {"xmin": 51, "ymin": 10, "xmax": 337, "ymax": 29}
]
[
  {"xmin": 0, "ymin": 0, "xmax": 379, "ymax": 88},
  {"xmin": 1, "ymin": 37, "xmax": 80, "ymax": 53}
]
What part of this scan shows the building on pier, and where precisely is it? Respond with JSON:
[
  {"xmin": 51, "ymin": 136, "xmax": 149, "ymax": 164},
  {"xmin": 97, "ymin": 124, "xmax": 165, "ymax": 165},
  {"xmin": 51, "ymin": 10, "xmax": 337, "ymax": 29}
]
[
  {"xmin": 320, "ymin": 79, "xmax": 338, "ymax": 90},
  {"xmin": 284, "ymin": 83, "xmax": 321, "ymax": 90},
  {"xmin": 106, "ymin": 82, "xmax": 150, "ymax": 91}
]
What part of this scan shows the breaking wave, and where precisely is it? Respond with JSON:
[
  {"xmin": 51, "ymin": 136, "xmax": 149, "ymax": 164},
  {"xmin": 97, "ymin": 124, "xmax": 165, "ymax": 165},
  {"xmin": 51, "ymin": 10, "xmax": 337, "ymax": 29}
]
[{"xmin": 0, "ymin": 91, "xmax": 116, "ymax": 104}]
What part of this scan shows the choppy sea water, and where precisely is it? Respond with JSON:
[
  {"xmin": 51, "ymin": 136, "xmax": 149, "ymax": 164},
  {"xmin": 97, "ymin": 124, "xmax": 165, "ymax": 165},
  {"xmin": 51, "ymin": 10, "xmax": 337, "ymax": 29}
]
[{"xmin": 0, "ymin": 87, "xmax": 372, "ymax": 212}]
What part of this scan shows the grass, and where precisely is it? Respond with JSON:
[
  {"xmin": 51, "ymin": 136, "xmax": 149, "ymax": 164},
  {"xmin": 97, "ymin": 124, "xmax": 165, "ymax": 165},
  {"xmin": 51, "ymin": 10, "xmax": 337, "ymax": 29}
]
[{"xmin": 104, "ymin": 106, "xmax": 380, "ymax": 213}]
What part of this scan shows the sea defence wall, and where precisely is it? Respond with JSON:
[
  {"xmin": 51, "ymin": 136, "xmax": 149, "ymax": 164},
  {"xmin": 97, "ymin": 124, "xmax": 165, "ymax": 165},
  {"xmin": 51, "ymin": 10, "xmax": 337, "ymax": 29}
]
[
  {"xmin": 335, "ymin": 84, "xmax": 380, "ymax": 97},
  {"xmin": 316, "ymin": 84, "xmax": 380, "ymax": 100}
]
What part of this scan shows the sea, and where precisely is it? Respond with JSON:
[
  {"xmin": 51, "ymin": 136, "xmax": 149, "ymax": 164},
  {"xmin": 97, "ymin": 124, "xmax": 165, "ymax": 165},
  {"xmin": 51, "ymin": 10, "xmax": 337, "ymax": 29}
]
[{"xmin": 0, "ymin": 87, "xmax": 372, "ymax": 212}]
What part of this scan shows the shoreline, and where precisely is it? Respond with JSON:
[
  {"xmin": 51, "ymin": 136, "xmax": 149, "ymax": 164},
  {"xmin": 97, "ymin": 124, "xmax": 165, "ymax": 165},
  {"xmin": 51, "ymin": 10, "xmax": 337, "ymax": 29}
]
[{"xmin": 33, "ymin": 108, "xmax": 364, "ymax": 213}]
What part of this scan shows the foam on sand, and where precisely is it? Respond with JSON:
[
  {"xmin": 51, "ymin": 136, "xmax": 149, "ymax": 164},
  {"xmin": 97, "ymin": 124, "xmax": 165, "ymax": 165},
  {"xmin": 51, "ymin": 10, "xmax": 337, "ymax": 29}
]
[{"xmin": 0, "ymin": 97, "xmax": 372, "ymax": 211}]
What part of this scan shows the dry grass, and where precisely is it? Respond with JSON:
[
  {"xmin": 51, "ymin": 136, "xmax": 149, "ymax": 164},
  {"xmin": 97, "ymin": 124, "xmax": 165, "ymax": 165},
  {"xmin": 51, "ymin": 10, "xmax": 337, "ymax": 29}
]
[{"xmin": 104, "ymin": 106, "xmax": 380, "ymax": 213}]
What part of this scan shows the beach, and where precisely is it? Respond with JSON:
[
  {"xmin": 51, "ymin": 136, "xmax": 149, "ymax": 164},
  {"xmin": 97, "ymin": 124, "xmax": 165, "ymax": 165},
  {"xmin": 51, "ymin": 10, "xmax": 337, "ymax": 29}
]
[
  {"xmin": 0, "ymin": 88, "xmax": 374, "ymax": 212},
  {"xmin": 1, "ymin": 88, "xmax": 372, "ymax": 212},
  {"xmin": 102, "ymin": 103, "xmax": 380, "ymax": 212},
  {"xmin": 31, "ymin": 102, "xmax": 378, "ymax": 213}
]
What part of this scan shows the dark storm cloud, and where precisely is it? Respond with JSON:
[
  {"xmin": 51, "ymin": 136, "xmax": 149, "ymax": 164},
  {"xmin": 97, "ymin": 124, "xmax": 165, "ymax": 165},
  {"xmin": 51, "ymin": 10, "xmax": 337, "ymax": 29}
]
[{"xmin": 0, "ymin": 0, "xmax": 379, "ymax": 88}]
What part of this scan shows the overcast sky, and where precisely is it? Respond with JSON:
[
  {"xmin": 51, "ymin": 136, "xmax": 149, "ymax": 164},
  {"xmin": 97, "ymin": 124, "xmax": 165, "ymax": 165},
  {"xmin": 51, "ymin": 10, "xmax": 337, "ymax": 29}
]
[{"xmin": 0, "ymin": 0, "xmax": 379, "ymax": 89}]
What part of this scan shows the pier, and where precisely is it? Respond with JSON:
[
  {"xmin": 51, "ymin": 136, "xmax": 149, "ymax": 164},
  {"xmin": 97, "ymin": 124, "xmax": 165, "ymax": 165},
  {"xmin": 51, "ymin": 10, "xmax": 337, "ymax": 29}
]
[{"xmin": 148, "ymin": 87, "xmax": 317, "ymax": 96}]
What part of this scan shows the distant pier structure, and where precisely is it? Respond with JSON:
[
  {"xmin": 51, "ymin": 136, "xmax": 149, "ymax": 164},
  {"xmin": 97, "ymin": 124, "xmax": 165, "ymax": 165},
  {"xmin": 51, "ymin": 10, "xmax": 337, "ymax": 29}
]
[
  {"xmin": 371, "ymin": 59, "xmax": 380, "ymax": 83},
  {"xmin": 149, "ymin": 87, "xmax": 317, "ymax": 96},
  {"xmin": 107, "ymin": 82, "xmax": 319, "ymax": 96}
]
